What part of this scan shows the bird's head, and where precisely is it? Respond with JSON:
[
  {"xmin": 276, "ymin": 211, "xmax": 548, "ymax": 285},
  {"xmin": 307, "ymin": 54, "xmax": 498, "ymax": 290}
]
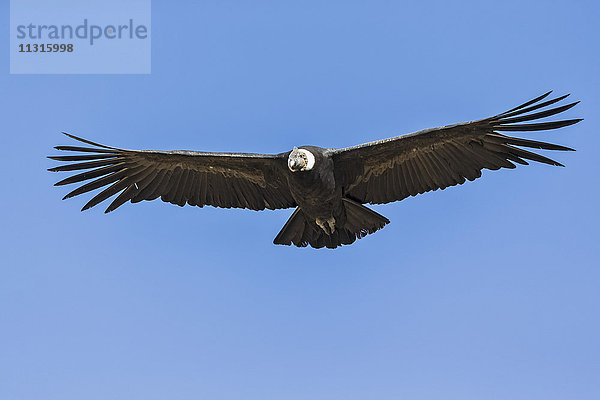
[{"xmin": 288, "ymin": 146, "xmax": 315, "ymax": 172}]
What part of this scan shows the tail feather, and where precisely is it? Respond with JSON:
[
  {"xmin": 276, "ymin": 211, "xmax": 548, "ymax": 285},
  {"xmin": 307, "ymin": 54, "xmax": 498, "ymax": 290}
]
[
  {"xmin": 273, "ymin": 199, "xmax": 390, "ymax": 249},
  {"xmin": 273, "ymin": 208, "xmax": 308, "ymax": 246},
  {"xmin": 343, "ymin": 198, "xmax": 389, "ymax": 237}
]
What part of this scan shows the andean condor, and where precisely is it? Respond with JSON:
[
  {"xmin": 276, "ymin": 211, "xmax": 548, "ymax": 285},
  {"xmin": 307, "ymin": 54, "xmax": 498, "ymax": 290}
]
[{"xmin": 49, "ymin": 92, "xmax": 581, "ymax": 249}]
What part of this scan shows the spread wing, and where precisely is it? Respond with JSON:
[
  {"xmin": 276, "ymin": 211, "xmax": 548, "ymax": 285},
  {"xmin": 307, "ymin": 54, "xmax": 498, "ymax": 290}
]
[
  {"xmin": 49, "ymin": 133, "xmax": 296, "ymax": 212},
  {"xmin": 332, "ymin": 92, "xmax": 582, "ymax": 204}
]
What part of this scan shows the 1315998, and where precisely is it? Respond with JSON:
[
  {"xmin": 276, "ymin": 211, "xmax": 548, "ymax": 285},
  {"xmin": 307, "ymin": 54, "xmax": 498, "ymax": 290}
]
[{"xmin": 19, "ymin": 43, "xmax": 74, "ymax": 52}]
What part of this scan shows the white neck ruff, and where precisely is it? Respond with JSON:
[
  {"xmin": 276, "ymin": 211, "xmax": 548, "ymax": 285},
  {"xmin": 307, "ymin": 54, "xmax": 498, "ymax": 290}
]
[{"xmin": 297, "ymin": 148, "xmax": 315, "ymax": 171}]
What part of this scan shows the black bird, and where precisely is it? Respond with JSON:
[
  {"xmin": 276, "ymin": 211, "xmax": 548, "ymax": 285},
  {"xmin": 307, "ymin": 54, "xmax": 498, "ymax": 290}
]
[{"xmin": 49, "ymin": 92, "xmax": 581, "ymax": 248}]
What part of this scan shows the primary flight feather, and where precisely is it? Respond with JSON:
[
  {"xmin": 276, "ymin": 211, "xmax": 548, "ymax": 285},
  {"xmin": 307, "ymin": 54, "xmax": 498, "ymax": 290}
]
[{"xmin": 49, "ymin": 92, "xmax": 581, "ymax": 248}]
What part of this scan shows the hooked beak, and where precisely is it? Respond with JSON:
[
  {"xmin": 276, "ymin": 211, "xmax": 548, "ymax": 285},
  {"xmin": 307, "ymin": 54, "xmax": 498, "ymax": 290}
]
[{"xmin": 289, "ymin": 157, "xmax": 304, "ymax": 171}]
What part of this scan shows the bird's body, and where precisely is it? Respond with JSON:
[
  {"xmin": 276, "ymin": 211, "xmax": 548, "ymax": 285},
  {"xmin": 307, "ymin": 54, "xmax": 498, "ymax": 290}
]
[
  {"xmin": 286, "ymin": 146, "xmax": 337, "ymax": 221},
  {"xmin": 49, "ymin": 92, "xmax": 582, "ymax": 248}
]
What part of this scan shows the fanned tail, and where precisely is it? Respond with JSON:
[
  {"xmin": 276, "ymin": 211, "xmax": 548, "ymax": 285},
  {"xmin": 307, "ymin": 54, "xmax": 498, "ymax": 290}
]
[{"xmin": 273, "ymin": 199, "xmax": 389, "ymax": 249}]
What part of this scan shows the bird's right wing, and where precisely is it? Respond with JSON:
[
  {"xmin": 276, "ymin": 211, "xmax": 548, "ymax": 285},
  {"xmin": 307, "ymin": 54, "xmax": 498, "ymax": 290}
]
[
  {"xmin": 331, "ymin": 92, "xmax": 581, "ymax": 205},
  {"xmin": 49, "ymin": 133, "xmax": 297, "ymax": 213}
]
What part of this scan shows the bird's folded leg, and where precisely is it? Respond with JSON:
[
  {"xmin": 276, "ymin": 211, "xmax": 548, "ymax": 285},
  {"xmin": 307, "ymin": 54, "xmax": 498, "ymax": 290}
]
[{"xmin": 316, "ymin": 217, "xmax": 336, "ymax": 234}]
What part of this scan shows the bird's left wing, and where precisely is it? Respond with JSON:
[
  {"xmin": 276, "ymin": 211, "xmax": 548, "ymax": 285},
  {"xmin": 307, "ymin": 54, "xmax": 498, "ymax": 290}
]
[
  {"xmin": 331, "ymin": 92, "xmax": 581, "ymax": 204},
  {"xmin": 49, "ymin": 133, "xmax": 296, "ymax": 212}
]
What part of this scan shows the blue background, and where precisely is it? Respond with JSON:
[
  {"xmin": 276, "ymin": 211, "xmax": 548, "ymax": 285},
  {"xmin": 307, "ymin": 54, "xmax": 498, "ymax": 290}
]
[{"xmin": 1, "ymin": 1, "xmax": 598, "ymax": 399}]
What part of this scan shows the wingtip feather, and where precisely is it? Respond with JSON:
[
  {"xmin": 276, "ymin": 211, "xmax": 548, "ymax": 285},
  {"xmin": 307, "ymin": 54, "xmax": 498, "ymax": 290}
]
[{"xmin": 61, "ymin": 132, "xmax": 117, "ymax": 150}]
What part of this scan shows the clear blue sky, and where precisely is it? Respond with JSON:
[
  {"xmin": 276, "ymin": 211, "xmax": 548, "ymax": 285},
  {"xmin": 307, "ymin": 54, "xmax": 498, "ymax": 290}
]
[{"xmin": 1, "ymin": 1, "xmax": 599, "ymax": 399}]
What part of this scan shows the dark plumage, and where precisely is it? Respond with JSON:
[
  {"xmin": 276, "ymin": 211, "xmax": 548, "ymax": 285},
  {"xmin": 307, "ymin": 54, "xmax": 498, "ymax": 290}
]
[{"xmin": 49, "ymin": 92, "xmax": 581, "ymax": 248}]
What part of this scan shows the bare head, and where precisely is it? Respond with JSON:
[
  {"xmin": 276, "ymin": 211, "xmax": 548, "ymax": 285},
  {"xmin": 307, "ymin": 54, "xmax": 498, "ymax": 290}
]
[{"xmin": 287, "ymin": 147, "xmax": 315, "ymax": 172}]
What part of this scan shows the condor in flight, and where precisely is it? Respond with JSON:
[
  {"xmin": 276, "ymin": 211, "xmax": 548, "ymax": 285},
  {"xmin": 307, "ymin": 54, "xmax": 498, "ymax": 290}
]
[{"xmin": 49, "ymin": 92, "xmax": 581, "ymax": 249}]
